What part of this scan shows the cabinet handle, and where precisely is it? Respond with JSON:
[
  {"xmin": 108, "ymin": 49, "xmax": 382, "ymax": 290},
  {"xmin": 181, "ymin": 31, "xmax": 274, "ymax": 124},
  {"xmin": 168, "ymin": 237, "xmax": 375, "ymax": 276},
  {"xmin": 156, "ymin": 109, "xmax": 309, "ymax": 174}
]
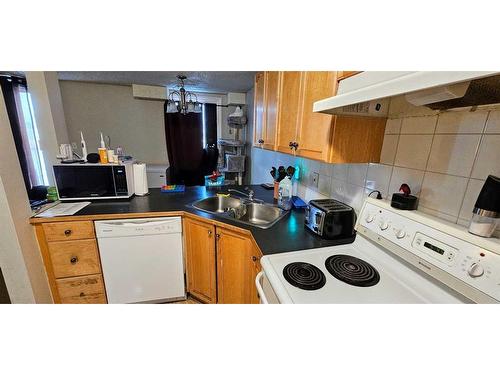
[
  {"xmin": 289, "ymin": 141, "xmax": 294, "ymax": 149},
  {"xmin": 70, "ymin": 256, "xmax": 78, "ymax": 265},
  {"xmin": 216, "ymin": 233, "xmax": 221, "ymax": 240},
  {"xmin": 252, "ymin": 256, "xmax": 258, "ymax": 262},
  {"xmin": 64, "ymin": 229, "xmax": 72, "ymax": 236},
  {"xmin": 258, "ymin": 139, "xmax": 264, "ymax": 144},
  {"xmin": 79, "ymin": 292, "xmax": 85, "ymax": 297},
  {"xmin": 208, "ymin": 230, "xmax": 212, "ymax": 236}
]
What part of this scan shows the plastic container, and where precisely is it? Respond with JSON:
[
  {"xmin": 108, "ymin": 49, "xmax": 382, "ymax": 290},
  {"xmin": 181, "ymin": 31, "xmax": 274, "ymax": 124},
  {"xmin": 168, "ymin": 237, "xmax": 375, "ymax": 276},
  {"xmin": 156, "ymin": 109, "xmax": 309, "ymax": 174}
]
[
  {"xmin": 204, "ymin": 174, "xmax": 225, "ymax": 187},
  {"xmin": 98, "ymin": 148, "xmax": 108, "ymax": 164}
]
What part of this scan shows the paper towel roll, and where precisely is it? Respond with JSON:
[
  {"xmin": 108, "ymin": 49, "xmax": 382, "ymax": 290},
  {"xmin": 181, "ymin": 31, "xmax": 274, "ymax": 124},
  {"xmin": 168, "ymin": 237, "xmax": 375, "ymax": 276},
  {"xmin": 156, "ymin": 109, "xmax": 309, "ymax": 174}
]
[{"xmin": 133, "ymin": 163, "xmax": 149, "ymax": 196}]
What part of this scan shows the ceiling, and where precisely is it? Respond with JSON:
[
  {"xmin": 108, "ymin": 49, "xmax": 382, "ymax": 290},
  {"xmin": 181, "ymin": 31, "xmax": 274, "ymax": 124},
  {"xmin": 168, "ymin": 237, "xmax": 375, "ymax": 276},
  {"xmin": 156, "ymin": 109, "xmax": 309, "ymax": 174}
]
[{"xmin": 57, "ymin": 71, "xmax": 256, "ymax": 93}]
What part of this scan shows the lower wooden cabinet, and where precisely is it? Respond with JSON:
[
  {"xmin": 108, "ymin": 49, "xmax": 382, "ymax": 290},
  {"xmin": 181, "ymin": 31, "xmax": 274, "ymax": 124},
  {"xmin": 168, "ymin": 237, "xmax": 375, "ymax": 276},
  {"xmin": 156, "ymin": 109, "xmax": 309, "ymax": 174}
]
[
  {"xmin": 56, "ymin": 274, "xmax": 107, "ymax": 304},
  {"xmin": 216, "ymin": 227, "xmax": 262, "ymax": 304},
  {"xmin": 184, "ymin": 218, "xmax": 217, "ymax": 303},
  {"xmin": 34, "ymin": 222, "xmax": 107, "ymax": 304},
  {"xmin": 184, "ymin": 217, "xmax": 262, "ymax": 304}
]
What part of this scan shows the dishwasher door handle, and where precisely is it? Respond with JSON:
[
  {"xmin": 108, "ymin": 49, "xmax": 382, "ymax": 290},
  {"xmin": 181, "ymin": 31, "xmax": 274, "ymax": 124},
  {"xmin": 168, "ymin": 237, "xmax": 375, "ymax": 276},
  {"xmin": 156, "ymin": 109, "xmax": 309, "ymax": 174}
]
[
  {"xmin": 101, "ymin": 219, "xmax": 177, "ymax": 227},
  {"xmin": 255, "ymin": 271, "xmax": 269, "ymax": 304}
]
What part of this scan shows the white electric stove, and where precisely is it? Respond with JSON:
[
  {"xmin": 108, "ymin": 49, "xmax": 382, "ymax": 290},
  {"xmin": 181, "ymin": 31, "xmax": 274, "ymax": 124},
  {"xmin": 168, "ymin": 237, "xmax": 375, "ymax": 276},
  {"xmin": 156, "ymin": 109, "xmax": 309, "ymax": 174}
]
[{"xmin": 257, "ymin": 198, "xmax": 500, "ymax": 304}]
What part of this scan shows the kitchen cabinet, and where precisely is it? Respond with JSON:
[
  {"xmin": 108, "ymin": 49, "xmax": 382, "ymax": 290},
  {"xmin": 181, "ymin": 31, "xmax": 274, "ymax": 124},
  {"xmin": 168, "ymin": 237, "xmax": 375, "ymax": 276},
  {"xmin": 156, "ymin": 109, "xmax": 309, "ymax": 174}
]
[
  {"xmin": 296, "ymin": 71, "xmax": 338, "ymax": 161},
  {"xmin": 253, "ymin": 72, "xmax": 265, "ymax": 147},
  {"xmin": 34, "ymin": 221, "xmax": 107, "ymax": 304},
  {"xmin": 337, "ymin": 71, "xmax": 361, "ymax": 80},
  {"xmin": 184, "ymin": 217, "xmax": 217, "ymax": 303},
  {"xmin": 33, "ymin": 214, "xmax": 263, "ymax": 305},
  {"xmin": 253, "ymin": 71, "xmax": 279, "ymax": 150},
  {"xmin": 216, "ymin": 227, "xmax": 262, "ymax": 304},
  {"xmin": 276, "ymin": 71, "xmax": 303, "ymax": 154},
  {"xmin": 254, "ymin": 71, "xmax": 386, "ymax": 163}
]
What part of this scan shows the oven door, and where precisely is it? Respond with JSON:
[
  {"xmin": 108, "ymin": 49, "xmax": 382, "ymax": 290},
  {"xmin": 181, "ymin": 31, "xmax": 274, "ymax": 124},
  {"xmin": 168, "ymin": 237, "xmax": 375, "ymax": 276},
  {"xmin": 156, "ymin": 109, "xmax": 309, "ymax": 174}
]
[
  {"xmin": 255, "ymin": 271, "xmax": 280, "ymax": 304},
  {"xmin": 54, "ymin": 165, "xmax": 117, "ymax": 200}
]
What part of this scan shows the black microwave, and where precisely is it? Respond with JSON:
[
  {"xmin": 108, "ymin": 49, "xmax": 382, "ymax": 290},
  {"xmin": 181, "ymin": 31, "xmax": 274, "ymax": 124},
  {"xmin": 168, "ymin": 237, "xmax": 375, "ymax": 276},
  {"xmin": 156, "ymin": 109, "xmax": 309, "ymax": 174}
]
[{"xmin": 53, "ymin": 164, "xmax": 134, "ymax": 200}]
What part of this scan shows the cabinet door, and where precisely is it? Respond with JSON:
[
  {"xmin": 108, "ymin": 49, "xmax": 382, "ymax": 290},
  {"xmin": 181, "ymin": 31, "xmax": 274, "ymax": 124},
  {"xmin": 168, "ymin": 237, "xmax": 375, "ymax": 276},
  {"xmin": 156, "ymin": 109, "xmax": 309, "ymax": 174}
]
[
  {"xmin": 296, "ymin": 71, "xmax": 338, "ymax": 161},
  {"xmin": 184, "ymin": 218, "xmax": 217, "ymax": 303},
  {"xmin": 249, "ymin": 244, "xmax": 262, "ymax": 304},
  {"xmin": 253, "ymin": 72, "xmax": 265, "ymax": 146},
  {"xmin": 262, "ymin": 71, "xmax": 280, "ymax": 150},
  {"xmin": 276, "ymin": 71, "xmax": 303, "ymax": 154},
  {"xmin": 216, "ymin": 227, "xmax": 260, "ymax": 304}
]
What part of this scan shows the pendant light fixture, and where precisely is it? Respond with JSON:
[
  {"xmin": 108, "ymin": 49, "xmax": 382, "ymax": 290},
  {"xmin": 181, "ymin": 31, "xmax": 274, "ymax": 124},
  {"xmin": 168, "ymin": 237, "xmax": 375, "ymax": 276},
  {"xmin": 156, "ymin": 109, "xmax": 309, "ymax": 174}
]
[{"xmin": 166, "ymin": 75, "xmax": 202, "ymax": 115}]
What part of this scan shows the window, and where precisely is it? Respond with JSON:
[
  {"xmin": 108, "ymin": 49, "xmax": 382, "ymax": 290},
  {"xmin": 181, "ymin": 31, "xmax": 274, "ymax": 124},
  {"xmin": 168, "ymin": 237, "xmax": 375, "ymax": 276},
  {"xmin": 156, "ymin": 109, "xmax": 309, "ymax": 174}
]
[
  {"xmin": 0, "ymin": 75, "xmax": 49, "ymax": 197},
  {"xmin": 17, "ymin": 86, "xmax": 49, "ymax": 186}
]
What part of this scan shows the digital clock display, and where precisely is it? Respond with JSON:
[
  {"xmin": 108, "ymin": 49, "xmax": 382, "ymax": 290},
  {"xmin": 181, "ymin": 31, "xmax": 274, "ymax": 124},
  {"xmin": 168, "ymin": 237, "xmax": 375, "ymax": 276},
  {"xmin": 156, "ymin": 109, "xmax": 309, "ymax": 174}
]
[{"xmin": 424, "ymin": 242, "xmax": 445, "ymax": 255}]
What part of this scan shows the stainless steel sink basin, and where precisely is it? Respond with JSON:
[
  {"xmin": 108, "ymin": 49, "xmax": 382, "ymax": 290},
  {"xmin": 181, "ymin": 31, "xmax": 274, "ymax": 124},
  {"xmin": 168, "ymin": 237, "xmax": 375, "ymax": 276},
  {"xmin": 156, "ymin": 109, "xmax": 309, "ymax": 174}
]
[
  {"xmin": 192, "ymin": 195, "xmax": 242, "ymax": 213},
  {"xmin": 191, "ymin": 196, "xmax": 288, "ymax": 229}
]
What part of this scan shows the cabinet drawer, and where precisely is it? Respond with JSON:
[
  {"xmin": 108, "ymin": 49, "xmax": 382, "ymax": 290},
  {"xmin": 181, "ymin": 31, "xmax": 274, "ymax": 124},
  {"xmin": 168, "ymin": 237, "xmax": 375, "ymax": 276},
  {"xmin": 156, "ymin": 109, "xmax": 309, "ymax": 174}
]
[
  {"xmin": 48, "ymin": 239, "xmax": 101, "ymax": 278},
  {"xmin": 56, "ymin": 274, "xmax": 107, "ymax": 304},
  {"xmin": 42, "ymin": 221, "xmax": 95, "ymax": 242}
]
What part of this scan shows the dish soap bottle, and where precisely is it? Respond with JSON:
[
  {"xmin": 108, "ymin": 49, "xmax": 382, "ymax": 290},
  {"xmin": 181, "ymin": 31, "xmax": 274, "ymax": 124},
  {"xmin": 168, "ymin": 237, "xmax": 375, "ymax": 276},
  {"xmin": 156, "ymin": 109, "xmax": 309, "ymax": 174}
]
[{"xmin": 278, "ymin": 176, "xmax": 293, "ymax": 210}]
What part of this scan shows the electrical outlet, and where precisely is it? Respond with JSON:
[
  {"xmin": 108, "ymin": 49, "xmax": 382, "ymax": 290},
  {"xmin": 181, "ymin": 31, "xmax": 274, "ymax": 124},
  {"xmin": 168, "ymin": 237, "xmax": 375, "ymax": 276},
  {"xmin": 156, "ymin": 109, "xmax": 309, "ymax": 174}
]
[
  {"xmin": 71, "ymin": 142, "xmax": 78, "ymax": 149},
  {"xmin": 311, "ymin": 172, "xmax": 319, "ymax": 188}
]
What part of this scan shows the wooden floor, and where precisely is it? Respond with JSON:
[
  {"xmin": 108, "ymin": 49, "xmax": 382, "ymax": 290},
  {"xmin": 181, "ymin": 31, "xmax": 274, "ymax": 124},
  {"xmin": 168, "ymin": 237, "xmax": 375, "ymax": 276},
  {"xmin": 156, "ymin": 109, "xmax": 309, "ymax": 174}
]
[{"xmin": 172, "ymin": 296, "xmax": 202, "ymax": 304}]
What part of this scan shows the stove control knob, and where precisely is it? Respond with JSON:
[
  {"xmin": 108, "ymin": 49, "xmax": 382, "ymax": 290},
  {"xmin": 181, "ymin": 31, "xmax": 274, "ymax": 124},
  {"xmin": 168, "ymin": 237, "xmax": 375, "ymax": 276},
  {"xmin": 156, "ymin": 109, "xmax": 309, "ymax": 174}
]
[
  {"xmin": 379, "ymin": 221, "xmax": 389, "ymax": 231},
  {"xmin": 395, "ymin": 229, "xmax": 406, "ymax": 239},
  {"xmin": 467, "ymin": 263, "xmax": 484, "ymax": 278},
  {"xmin": 365, "ymin": 213, "xmax": 375, "ymax": 223}
]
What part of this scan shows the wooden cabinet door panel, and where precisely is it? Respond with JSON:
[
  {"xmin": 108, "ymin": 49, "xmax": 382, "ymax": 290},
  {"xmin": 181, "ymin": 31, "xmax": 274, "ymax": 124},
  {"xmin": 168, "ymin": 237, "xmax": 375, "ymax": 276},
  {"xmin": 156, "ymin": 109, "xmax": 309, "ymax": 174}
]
[
  {"xmin": 249, "ymin": 244, "xmax": 262, "ymax": 304},
  {"xmin": 276, "ymin": 71, "xmax": 303, "ymax": 154},
  {"xmin": 296, "ymin": 71, "xmax": 338, "ymax": 161},
  {"xmin": 253, "ymin": 72, "xmax": 265, "ymax": 146},
  {"xmin": 184, "ymin": 218, "xmax": 217, "ymax": 303},
  {"xmin": 263, "ymin": 71, "xmax": 280, "ymax": 150},
  {"xmin": 216, "ymin": 227, "xmax": 260, "ymax": 304}
]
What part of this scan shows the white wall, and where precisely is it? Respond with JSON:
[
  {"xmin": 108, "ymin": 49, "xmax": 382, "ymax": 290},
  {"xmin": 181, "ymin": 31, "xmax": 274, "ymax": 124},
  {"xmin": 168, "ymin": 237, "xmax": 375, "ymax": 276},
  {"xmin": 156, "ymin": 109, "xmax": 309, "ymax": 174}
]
[
  {"xmin": 0, "ymin": 89, "xmax": 52, "ymax": 303},
  {"xmin": 60, "ymin": 81, "xmax": 168, "ymax": 165}
]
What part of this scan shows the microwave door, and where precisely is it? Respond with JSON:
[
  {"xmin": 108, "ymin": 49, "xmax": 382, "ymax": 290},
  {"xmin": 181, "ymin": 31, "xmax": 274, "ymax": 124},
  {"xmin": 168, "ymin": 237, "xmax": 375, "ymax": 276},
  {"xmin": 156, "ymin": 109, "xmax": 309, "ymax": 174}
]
[{"xmin": 54, "ymin": 166, "xmax": 116, "ymax": 199}]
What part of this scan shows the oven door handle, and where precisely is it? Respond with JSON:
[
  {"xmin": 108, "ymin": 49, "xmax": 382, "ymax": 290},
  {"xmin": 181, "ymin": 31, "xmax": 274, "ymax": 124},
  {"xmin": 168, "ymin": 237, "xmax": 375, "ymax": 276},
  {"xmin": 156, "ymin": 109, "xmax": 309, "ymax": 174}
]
[{"xmin": 255, "ymin": 271, "xmax": 269, "ymax": 304}]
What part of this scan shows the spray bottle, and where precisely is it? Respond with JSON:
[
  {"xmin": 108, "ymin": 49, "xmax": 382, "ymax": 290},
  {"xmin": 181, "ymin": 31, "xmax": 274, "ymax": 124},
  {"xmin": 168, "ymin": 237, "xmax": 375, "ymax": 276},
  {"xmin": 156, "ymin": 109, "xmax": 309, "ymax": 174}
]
[{"xmin": 80, "ymin": 131, "xmax": 88, "ymax": 160}]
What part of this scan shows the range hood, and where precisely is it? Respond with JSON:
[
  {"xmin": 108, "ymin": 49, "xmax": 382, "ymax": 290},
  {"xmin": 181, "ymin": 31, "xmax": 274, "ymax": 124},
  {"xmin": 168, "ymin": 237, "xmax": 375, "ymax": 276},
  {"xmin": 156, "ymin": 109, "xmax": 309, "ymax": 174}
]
[{"xmin": 313, "ymin": 71, "xmax": 500, "ymax": 117}]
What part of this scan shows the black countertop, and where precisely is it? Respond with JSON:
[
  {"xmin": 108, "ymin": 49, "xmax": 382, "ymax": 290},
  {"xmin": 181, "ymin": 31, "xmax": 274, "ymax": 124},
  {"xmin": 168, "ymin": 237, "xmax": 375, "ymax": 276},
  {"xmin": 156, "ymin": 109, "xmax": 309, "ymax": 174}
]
[{"xmin": 72, "ymin": 185, "xmax": 355, "ymax": 255}]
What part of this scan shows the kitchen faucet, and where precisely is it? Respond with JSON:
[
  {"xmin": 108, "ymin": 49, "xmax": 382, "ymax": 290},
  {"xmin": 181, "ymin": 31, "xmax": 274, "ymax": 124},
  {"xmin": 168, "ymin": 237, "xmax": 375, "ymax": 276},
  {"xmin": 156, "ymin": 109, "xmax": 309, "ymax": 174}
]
[{"xmin": 227, "ymin": 188, "xmax": 255, "ymax": 200}]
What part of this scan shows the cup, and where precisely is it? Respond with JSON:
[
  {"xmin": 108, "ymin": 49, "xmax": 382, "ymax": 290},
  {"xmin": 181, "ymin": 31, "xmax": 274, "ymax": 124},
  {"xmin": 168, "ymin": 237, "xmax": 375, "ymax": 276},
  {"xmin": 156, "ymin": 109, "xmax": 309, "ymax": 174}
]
[
  {"xmin": 98, "ymin": 148, "xmax": 108, "ymax": 164},
  {"xmin": 107, "ymin": 149, "xmax": 115, "ymax": 163}
]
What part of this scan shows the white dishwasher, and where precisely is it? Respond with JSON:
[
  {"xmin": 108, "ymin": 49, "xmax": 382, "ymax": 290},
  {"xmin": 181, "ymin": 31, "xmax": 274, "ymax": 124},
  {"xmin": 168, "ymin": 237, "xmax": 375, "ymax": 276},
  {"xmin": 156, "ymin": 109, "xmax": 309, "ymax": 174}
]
[{"xmin": 95, "ymin": 217, "xmax": 185, "ymax": 304}]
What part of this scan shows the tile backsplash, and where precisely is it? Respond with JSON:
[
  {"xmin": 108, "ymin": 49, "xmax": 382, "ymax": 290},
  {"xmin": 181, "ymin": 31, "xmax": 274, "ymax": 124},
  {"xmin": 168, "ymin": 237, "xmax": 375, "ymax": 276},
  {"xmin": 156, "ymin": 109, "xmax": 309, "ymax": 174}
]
[{"xmin": 250, "ymin": 106, "xmax": 500, "ymax": 233}]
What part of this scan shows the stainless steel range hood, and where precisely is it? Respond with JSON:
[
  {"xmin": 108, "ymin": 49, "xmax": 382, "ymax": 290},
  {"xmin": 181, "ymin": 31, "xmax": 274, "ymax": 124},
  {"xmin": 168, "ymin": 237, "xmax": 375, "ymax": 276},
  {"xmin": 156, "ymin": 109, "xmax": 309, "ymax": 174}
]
[{"xmin": 313, "ymin": 71, "xmax": 500, "ymax": 117}]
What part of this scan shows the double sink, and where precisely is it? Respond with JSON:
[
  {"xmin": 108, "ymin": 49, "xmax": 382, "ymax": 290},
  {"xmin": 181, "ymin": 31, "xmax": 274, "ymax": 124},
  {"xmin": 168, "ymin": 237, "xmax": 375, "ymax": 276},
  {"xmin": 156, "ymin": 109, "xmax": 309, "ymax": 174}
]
[{"xmin": 191, "ymin": 195, "xmax": 289, "ymax": 229}]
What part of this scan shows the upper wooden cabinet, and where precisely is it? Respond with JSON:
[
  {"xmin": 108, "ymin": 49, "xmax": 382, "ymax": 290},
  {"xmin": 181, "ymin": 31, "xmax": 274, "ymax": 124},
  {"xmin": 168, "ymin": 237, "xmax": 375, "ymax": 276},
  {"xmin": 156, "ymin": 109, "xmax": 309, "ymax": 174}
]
[
  {"xmin": 253, "ymin": 71, "xmax": 386, "ymax": 163},
  {"xmin": 276, "ymin": 71, "xmax": 302, "ymax": 154},
  {"xmin": 337, "ymin": 71, "xmax": 361, "ymax": 80},
  {"xmin": 253, "ymin": 72, "xmax": 265, "ymax": 147},
  {"xmin": 253, "ymin": 71, "xmax": 279, "ymax": 150},
  {"xmin": 296, "ymin": 71, "xmax": 338, "ymax": 161}
]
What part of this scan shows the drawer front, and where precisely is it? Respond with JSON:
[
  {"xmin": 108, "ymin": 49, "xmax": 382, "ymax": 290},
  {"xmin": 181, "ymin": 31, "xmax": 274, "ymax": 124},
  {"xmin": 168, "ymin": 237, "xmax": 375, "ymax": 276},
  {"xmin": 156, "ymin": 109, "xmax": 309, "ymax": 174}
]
[
  {"xmin": 42, "ymin": 221, "xmax": 95, "ymax": 242},
  {"xmin": 48, "ymin": 239, "xmax": 101, "ymax": 278},
  {"xmin": 56, "ymin": 274, "xmax": 107, "ymax": 304}
]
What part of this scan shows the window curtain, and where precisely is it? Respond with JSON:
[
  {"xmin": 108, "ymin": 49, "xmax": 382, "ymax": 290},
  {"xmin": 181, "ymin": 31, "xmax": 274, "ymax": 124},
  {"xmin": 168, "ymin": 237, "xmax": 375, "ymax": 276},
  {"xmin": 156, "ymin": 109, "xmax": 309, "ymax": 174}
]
[
  {"xmin": 0, "ymin": 76, "xmax": 46, "ymax": 195},
  {"xmin": 164, "ymin": 103, "xmax": 218, "ymax": 186}
]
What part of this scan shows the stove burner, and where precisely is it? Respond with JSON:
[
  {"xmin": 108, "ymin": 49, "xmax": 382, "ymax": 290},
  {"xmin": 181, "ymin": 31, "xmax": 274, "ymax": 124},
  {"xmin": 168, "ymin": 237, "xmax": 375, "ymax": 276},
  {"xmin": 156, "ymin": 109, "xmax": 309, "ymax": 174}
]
[
  {"xmin": 283, "ymin": 262, "xmax": 326, "ymax": 290},
  {"xmin": 325, "ymin": 254, "xmax": 380, "ymax": 287}
]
